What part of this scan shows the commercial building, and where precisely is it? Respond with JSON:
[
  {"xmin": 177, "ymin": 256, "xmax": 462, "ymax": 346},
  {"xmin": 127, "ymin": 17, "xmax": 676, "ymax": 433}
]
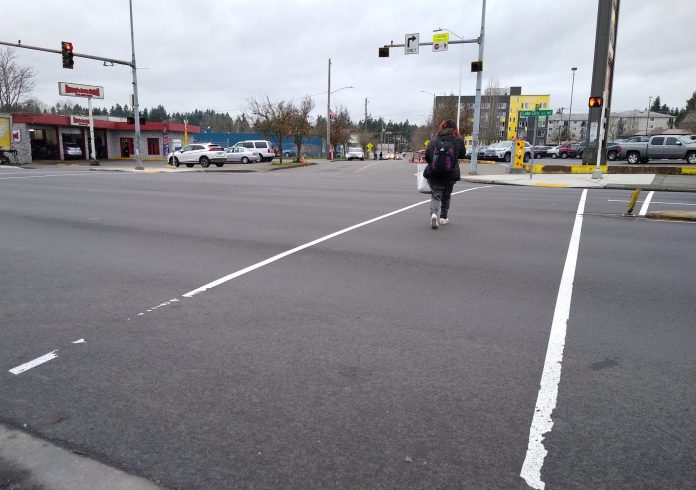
[
  {"xmin": 435, "ymin": 87, "xmax": 551, "ymax": 146},
  {"xmin": 6, "ymin": 113, "xmax": 199, "ymax": 164}
]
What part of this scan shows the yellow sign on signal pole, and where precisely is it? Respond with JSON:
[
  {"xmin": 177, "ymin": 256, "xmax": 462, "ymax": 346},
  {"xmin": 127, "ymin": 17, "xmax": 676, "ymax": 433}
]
[
  {"xmin": 367, "ymin": 142, "xmax": 373, "ymax": 152},
  {"xmin": 514, "ymin": 139, "xmax": 525, "ymax": 168}
]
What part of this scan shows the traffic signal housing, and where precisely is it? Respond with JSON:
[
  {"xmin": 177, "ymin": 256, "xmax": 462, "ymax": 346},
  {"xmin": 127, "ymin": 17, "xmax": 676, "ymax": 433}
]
[
  {"xmin": 61, "ymin": 41, "xmax": 74, "ymax": 69},
  {"xmin": 588, "ymin": 96, "xmax": 603, "ymax": 108},
  {"xmin": 378, "ymin": 46, "xmax": 389, "ymax": 58}
]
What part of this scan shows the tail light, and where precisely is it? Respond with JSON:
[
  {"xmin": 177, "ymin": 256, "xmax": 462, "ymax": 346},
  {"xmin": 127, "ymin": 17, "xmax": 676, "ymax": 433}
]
[
  {"xmin": 617, "ymin": 145, "xmax": 622, "ymax": 153},
  {"xmin": 252, "ymin": 152, "xmax": 257, "ymax": 156}
]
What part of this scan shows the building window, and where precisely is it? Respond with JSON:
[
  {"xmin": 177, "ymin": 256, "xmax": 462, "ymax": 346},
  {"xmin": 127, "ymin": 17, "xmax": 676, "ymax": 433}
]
[
  {"xmin": 537, "ymin": 130, "xmax": 545, "ymax": 137},
  {"xmin": 499, "ymin": 130, "xmax": 505, "ymax": 137},
  {"xmin": 147, "ymin": 138, "xmax": 160, "ymax": 156},
  {"xmin": 498, "ymin": 102, "xmax": 507, "ymax": 109}
]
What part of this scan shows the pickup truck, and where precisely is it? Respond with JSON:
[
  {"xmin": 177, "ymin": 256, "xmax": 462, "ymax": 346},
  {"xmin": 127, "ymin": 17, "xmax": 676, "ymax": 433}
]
[{"xmin": 619, "ymin": 134, "xmax": 696, "ymax": 164}]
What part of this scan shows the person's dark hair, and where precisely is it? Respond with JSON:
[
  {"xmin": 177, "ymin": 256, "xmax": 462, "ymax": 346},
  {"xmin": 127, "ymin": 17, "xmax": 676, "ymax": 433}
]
[{"xmin": 438, "ymin": 119, "xmax": 460, "ymax": 137}]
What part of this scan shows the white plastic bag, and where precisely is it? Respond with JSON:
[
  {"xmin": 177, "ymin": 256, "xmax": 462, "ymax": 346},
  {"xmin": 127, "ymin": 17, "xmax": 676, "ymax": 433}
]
[{"xmin": 416, "ymin": 163, "xmax": 431, "ymax": 193}]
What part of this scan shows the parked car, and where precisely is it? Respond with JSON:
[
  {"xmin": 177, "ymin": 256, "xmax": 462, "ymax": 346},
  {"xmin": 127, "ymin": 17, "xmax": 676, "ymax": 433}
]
[
  {"xmin": 63, "ymin": 143, "xmax": 83, "ymax": 159},
  {"xmin": 559, "ymin": 142, "xmax": 581, "ymax": 159},
  {"xmin": 168, "ymin": 143, "xmax": 227, "ymax": 167},
  {"xmin": 224, "ymin": 146, "xmax": 260, "ymax": 163},
  {"xmin": 546, "ymin": 146, "xmax": 561, "ymax": 159},
  {"xmin": 618, "ymin": 134, "xmax": 696, "ymax": 164},
  {"xmin": 346, "ymin": 147, "xmax": 364, "ymax": 161},
  {"xmin": 531, "ymin": 145, "xmax": 552, "ymax": 158},
  {"xmin": 282, "ymin": 148, "xmax": 297, "ymax": 158},
  {"xmin": 482, "ymin": 140, "xmax": 531, "ymax": 162},
  {"xmin": 232, "ymin": 140, "xmax": 275, "ymax": 162}
]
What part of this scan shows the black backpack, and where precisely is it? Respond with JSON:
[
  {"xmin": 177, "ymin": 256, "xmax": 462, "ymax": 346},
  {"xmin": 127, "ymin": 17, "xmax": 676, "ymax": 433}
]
[{"xmin": 428, "ymin": 139, "xmax": 456, "ymax": 178}]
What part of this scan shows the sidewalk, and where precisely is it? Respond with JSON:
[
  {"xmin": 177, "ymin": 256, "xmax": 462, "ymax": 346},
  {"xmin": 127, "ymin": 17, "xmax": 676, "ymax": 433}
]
[
  {"xmin": 16, "ymin": 158, "xmax": 312, "ymax": 173},
  {"xmin": 458, "ymin": 162, "xmax": 696, "ymax": 192}
]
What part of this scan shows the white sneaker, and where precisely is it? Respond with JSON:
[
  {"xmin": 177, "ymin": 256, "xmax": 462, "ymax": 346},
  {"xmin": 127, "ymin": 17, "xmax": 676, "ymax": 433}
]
[
  {"xmin": 431, "ymin": 213, "xmax": 439, "ymax": 229},
  {"xmin": 440, "ymin": 217, "xmax": 449, "ymax": 225}
]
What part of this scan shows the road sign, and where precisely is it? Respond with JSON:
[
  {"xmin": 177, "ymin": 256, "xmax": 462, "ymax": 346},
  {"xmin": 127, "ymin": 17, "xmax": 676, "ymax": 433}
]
[
  {"xmin": 518, "ymin": 110, "xmax": 553, "ymax": 117},
  {"xmin": 432, "ymin": 33, "xmax": 449, "ymax": 52},
  {"xmin": 405, "ymin": 33, "xmax": 419, "ymax": 55}
]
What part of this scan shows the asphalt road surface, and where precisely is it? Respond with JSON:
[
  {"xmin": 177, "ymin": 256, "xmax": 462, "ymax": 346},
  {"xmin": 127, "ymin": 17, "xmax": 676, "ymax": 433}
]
[{"xmin": 1, "ymin": 162, "xmax": 695, "ymax": 489}]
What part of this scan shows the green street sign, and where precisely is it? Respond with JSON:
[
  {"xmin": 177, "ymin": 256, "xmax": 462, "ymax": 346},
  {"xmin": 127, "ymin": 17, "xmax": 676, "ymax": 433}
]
[{"xmin": 519, "ymin": 110, "xmax": 553, "ymax": 117}]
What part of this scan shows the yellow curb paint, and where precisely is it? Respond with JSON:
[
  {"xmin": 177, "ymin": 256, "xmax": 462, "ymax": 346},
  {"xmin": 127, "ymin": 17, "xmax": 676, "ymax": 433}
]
[
  {"xmin": 533, "ymin": 183, "xmax": 568, "ymax": 188},
  {"xmin": 681, "ymin": 167, "xmax": 696, "ymax": 175},
  {"xmin": 569, "ymin": 165, "xmax": 608, "ymax": 174}
]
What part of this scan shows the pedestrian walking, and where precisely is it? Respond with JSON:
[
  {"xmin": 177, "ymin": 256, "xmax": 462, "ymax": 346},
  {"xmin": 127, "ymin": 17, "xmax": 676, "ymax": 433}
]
[{"xmin": 424, "ymin": 119, "xmax": 466, "ymax": 229}]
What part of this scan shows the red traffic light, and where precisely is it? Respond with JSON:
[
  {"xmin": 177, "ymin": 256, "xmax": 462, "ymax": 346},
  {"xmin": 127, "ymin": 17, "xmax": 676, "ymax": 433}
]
[
  {"xmin": 589, "ymin": 96, "xmax": 603, "ymax": 108},
  {"xmin": 62, "ymin": 41, "xmax": 73, "ymax": 52}
]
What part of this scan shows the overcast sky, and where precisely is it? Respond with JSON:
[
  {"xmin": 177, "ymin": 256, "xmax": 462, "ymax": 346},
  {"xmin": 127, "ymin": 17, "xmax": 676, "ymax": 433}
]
[{"xmin": 5, "ymin": 0, "xmax": 695, "ymax": 125}]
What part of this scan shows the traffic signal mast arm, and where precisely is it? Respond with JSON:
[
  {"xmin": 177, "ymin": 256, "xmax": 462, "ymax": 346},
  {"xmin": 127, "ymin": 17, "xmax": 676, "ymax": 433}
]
[
  {"xmin": 380, "ymin": 37, "xmax": 479, "ymax": 49},
  {"xmin": 0, "ymin": 40, "xmax": 134, "ymax": 67}
]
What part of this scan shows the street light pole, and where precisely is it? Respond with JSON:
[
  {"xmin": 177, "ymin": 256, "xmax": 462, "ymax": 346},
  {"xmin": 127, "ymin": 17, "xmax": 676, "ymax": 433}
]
[
  {"xmin": 327, "ymin": 58, "xmax": 331, "ymax": 160},
  {"xmin": 568, "ymin": 67, "xmax": 577, "ymax": 141},
  {"xmin": 470, "ymin": 0, "xmax": 487, "ymax": 175},
  {"xmin": 421, "ymin": 90, "xmax": 436, "ymax": 135},
  {"xmin": 129, "ymin": 0, "xmax": 143, "ymax": 170},
  {"xmin": 646, "ymin": 96, "xmax": 652, "ymax": 135}
]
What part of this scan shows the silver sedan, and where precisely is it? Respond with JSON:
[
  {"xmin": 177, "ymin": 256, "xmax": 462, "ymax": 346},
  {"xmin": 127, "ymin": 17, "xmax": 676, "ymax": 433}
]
[{"xmin": 225, "ymin": 146, "xmax": 261, "ymax": 163}]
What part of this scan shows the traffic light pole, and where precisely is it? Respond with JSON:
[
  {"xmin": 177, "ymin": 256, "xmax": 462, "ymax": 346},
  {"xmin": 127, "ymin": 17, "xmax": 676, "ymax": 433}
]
[{"xmin": 1, "ymin": 18, "xmax": 143, "ymax": 170}]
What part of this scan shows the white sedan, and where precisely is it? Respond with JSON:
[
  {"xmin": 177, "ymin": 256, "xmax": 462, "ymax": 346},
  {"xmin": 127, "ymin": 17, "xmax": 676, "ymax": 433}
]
[{"xmin": 225, "ymin": 146, "xmax": 261, "ymax": 163}]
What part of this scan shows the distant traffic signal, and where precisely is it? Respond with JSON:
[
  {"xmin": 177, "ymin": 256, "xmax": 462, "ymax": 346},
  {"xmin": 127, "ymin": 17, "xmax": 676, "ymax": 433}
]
[
  {"xmin": 471, "ymin": 60, "xmax": 483, "ymax": 72},
  {"xmin": 588, "ymin": 96, "xmax": 603, "ymax": 108},
  {"xmin": 378, "ymin": 46, "xmax": 389, "ymax": 58},
  {"xmin": 61, "ymin": 41, "xmax": 74, "ymax": 69}
]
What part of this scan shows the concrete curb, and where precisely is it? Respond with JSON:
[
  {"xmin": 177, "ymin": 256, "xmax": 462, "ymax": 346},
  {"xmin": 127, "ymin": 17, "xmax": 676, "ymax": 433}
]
[
  {"xmin": 645, "ymin": 210, "xmax": 696, "ymax": 221},
  {"xmin": 267, "ymin": 162, "xmax": 318, "ymax": 171},
  {"xmin": 525, "ymin": 164, "xmax": 696, "ymax": 175},
  {"xmin": 0, "ymin": 423, "xmax": 162, "ymax": 490},
  {"xmin": 86, "ymin": 167, "xmax": 257, "ymax": 174}
]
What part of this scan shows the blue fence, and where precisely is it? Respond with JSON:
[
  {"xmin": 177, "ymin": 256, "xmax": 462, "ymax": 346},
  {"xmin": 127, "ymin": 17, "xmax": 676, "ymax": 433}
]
[{"xmin": 191, "ymin": 132, "xmax": 325, "ymax": 157}]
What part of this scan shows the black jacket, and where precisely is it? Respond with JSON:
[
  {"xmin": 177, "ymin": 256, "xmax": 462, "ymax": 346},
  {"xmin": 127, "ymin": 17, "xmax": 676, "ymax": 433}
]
[{"xmin": 424, "ymin": 128, "xmax": 466, "ymax": 183}]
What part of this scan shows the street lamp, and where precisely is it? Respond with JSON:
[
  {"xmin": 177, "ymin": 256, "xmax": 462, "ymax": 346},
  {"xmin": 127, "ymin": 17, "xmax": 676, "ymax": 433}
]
[
  {"xmin": 326, "ymin": 58, "xmax": 355, "ymax": 160},
  {"xmin": 421, "ymin": 90, "xmax": 436, "ymax": 135},
  {"xmin": 434, "ymin": 27, "xmax": 465, "ymax": 132},
  {"xmin": 568, "ymin": 67, "xmax": 577, "ymax": 141}
]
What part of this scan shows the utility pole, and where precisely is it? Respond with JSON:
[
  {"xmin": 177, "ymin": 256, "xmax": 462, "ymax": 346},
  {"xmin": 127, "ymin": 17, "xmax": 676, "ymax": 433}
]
[
  {"xmin": 326, "ymin": 58, "xmax": 331, "ymax": 159},
  {"xmin": 129, "ymin": 0, "xmax": 143, "ymax": 170},
  {"xmin": 364, "ymin": 98, "xmax": 368, "ymax": 129}
]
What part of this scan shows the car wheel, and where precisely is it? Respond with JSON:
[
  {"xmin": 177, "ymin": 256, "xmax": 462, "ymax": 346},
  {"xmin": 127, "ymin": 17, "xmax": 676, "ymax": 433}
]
[
  {"xmin": 626, "ymin": 152, "xmax": 640, "ymax": 165},
  {"xmin": 607, "ymin": 150, "xmax": 617, "ymax": 161},
  {"xmin": 561, "ymin": 153, "xmax": 568, "ymax": 159},
  {"xmin": 360, "ymin": 158, "xmax": 364, "ymax": 161},
  {"xmin": 504, "ymin": 152, "xmax": 511, "ymax": 162},
  {"xmin": 173, "ymin": 157, "xmax": 180, "ymax": 167},
  {"xmin": 686, "ymin": 152, "xmax": 696, "ymax": 165},
  {"xmin": 241, "ymin": 157, "xmax": 249, "ymax": 164},
  {"xmin": 535, "ymin": 153, "xmax": 541, "ymax": 159},
  {"xmin": 552, "ymin": 153, "xmax": 558, "ymax": 159},
  {"xmin": 200, "ymin": 156, "xmax": 210, "ymax": 168},
  {"xmin": 215, "ymin": 163, "xmax": 224, "ymax": 167},
  {"xmin": 185, "ymin": 162, "xmax": 194, "ymax": 168}
]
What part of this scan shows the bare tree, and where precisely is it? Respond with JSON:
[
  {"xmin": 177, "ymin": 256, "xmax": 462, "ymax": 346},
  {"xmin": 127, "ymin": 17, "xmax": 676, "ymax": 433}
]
[
  {"xmin": 290, "ymin": 96, "xmax": 314, "ymax": 161},
  {"xmin": 0, "ymin": 48, "xmax": 36, "ymax": 113},
  {"xmin": 248, "ymin": 96, "xmax": 297, "ymax": 163},
  {"xmin": 410, "ymin": 125, "xmax": 431, "ymax": 152},
  {"xmin": 479, "ymin": 80, "xmax": 504, "ymax": 144},
  {"xmin": 329, "ymin": 105, "xmax": 352, "ymax": 156},
  {"xmin": 433, "ymin": 95, "xmax": 473, "ymax": 137}
]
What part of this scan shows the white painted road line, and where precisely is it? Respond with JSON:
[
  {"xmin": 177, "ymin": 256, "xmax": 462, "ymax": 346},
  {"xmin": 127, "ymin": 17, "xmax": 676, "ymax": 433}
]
[
  {"xmin": 521, "ymin": 189, "xmax": 588, "ymax": 490},
  {"xmin": 9, "ymin": 351, "xmax": 58, "ymax": 375},
  {"xmin": 0, "ymin": 172, "xmax": 96, "ymax": 180},
  {"xmin": 638, "ymin": 191, "xmax": 655, "ymax": 216},
  {"xmin": 182, "ymin": 186, "xmax": 493, "ymax": 298}
]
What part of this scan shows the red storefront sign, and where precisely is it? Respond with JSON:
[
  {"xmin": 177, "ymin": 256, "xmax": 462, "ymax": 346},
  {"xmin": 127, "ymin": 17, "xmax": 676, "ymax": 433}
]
[{"xmin": 58, "ymin": 82, "xmax": 105, "ymax": 99}]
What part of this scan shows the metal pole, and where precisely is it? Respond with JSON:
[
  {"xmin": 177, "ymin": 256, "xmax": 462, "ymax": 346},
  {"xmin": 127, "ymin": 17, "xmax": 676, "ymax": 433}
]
[
  {"xmin": 470, "ymin": 0, "xmax": 486, "ymax": 175},
  {"xmin": 646, "ymin": 96, "xmax": 652, "ymax": 135},
  {"xmin": 456, "ymin": 42, "xmax": 464, "ymax": 132},
  {"xmin": 592, "ymin": 88, "xmax": 608, "ymax": 179},
  {"xmin": 568, "ymin": 67, "xmax": 577, "ymax": 140},
  {"xmin": 530, "ymin": 115, "xmax": 537, "ymax": 179},
  {"xmin": 326, "ymin": 58, "xmax": 331, "ymax": 160},
  {"xmin": 88, "ymin": 97, "xmax": 98, "ymax": 165},
  {"xmin": 129, "ymin": 0, "xmax": 143, "ymax": 170}
]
